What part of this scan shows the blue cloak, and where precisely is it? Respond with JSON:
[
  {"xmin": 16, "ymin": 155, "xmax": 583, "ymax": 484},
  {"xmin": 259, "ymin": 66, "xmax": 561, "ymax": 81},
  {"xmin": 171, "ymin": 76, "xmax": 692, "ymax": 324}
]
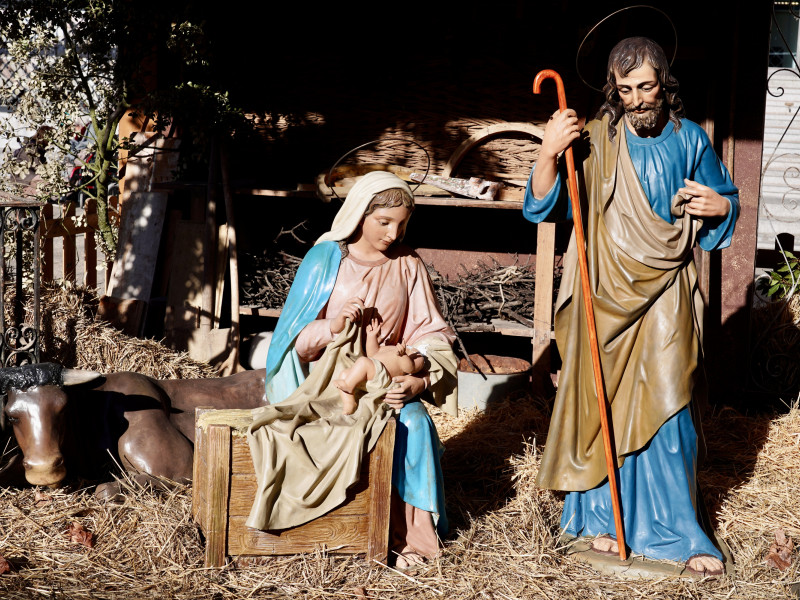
[{"xmin": 265, "ymin": 240, "xmax": 448, "ymax": 534}]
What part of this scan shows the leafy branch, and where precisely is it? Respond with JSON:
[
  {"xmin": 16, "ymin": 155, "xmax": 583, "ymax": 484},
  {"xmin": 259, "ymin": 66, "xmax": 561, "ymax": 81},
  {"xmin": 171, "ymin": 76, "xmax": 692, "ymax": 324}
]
[{"xmin": 759, "ymin": 251, "xmax": 800, "ymax": 300}]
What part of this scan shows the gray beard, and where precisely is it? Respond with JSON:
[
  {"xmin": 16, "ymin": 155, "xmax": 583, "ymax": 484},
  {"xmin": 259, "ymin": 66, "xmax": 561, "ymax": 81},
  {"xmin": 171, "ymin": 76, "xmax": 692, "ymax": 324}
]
[{"xmin": 625, "ymin": 98, "xmax": 664, "ymax": 132}]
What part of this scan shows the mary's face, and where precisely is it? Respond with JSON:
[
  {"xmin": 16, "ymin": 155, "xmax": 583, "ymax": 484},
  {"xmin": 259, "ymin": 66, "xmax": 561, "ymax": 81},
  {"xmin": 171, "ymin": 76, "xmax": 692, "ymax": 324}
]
[{"xmin": 357, "ymin": 206, "xmax": 411, "ymax": 254}]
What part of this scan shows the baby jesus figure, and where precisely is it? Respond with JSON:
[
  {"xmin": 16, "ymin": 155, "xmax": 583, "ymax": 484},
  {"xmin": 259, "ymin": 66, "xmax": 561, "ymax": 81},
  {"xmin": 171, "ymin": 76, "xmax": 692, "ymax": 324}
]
[{"xmin": 334, "ymin": 316, "xmax": 426, "ymax": 415}]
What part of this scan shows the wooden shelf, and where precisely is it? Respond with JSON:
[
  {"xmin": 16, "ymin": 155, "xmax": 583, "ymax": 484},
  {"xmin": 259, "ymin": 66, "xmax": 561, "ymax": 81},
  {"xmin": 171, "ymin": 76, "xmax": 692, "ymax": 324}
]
[
  {"xmin": 239, "ymin": 307, "xmax": 552, "ymax": 341},
  {"xmin": 153, "ymin": 182, "xmax": 525, "ymax": 210},
  {"xmin": 457, "ymin": 318, "xmax": 554, "ymax": 339},
  {"xmin": 412, "ymin": 197, "xmax": 523, "ymax": 210},
  {"xmin": 240, "ymin": 305, "xmax": 281, "ymax": 318},
  {"xmin": 241, "ymin": 188, "xmax": 525, "ymax": 209}
]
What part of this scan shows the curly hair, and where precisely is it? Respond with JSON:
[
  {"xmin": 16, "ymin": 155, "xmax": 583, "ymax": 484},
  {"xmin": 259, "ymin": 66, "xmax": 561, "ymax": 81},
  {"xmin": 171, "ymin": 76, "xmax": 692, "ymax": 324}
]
[{"xmin": 596, "ymin": 37, "xmax": 685, "ymax": 142}]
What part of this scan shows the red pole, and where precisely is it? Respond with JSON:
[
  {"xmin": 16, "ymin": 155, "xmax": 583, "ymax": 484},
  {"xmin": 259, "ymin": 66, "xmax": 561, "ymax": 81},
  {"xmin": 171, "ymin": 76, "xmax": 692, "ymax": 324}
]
[{"xmin": 533, "ymin": 69, "xmax": 627, "ymax": 561}]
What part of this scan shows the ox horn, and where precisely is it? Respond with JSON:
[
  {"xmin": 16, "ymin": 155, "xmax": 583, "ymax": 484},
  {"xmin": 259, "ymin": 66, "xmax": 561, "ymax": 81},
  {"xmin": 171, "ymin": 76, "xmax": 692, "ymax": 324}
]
[{"xmin": 61, "ymin": 369, "xmax": 103, "ymax": 386}]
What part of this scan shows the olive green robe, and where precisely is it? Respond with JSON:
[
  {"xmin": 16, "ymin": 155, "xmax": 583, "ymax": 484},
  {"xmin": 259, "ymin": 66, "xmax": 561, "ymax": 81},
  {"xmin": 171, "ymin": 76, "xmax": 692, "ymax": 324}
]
[{"xmin": 536, "ymin": 117, "xmax": 705, "ymax": 492}]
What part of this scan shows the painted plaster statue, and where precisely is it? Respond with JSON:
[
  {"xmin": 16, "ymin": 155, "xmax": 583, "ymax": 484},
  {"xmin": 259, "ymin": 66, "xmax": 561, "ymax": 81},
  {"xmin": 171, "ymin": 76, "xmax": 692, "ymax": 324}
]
[
  {"xmin": 523, "ymin": 37, "xmax": 739, "ymax": 576},
  {"xmin": 1, "ymin": 362, "xmax": 267, "ymax": 495},
  {"xmin": 334, "ymin": 315, "xmax": 426, "ymax": 415},
  {"xmin": 259, "ymin": 171, "xmax": 458, "ymax": 571}
]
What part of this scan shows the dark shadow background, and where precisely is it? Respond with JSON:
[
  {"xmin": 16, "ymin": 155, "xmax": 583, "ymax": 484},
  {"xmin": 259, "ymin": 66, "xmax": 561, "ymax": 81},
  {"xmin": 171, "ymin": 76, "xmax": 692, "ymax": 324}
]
[
  {"xmin": 148, "ymin": 1, "xmax": 771, "ymax": 408},
  {"xmin": 186, "ymin": 0, "xmax": 766, "ymax": 394}
]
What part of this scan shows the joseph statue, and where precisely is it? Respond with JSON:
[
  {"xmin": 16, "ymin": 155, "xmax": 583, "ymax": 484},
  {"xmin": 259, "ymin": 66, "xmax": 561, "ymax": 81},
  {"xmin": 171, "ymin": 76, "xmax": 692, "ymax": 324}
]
[{"xmin": 523, "ymin": 37, "xmax": 739, "ymax": 576}]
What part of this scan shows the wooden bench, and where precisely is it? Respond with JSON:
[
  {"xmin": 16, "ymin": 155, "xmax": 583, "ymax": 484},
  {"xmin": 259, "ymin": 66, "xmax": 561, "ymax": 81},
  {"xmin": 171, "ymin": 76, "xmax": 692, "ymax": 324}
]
[{"xmin": 192, "ymin": 408, "xmax": 396, "ymax": 567}]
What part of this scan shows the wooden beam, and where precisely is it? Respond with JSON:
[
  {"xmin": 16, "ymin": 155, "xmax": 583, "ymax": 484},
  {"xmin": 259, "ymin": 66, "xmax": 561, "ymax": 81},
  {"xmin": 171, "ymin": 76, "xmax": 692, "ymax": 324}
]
[
  {"xmin": 204, "ymin": 424, "xmax": 232, "ymax": 568},
  {"xmin": 61, "ymin": 202, "xmax": 76, "ymax": 282},
  {"xmin": 367, "ymin": 418, "xmax": 395, "ymax": 562},
  {"xmin": 532, "ymin": 222, "xmax": 556, "ymax": 389}
]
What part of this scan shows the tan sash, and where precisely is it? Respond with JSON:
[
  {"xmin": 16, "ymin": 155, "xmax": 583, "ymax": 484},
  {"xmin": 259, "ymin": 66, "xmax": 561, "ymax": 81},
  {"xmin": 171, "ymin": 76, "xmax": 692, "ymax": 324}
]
[{"xmin": 537, "ymin": 118, "xmax": 706, "ymax": 492}]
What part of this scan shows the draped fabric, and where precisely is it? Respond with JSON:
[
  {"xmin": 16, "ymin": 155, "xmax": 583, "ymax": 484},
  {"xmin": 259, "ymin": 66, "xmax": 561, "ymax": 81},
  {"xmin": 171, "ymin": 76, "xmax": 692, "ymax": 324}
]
[
  {"xmin": 265, "ymin": 241, "xmax": 342, "ymax": 404},
  {"xmin": 536, "ymin": 118, "xmax": 704, "ymax": 492},
  {"xmin": 523, "ymin": 116, "xmax": 738, "ymax": 562},
  {"xmin": 523, "ymin": 119, "xmax": 738, "ymax": 252},
  {"xmin": 250, "ymin": 255, "xmax": 458, "ymax": 531},
  {"xmin": 255, "ymin": 171, "xmax": 458, "ymax": 537},
  {"xmin": 247, "ymin": 319, "xmax": 393, "ymax": 529},
  {"xmin": 393, "ymin": 400, "xmax": 449, "ymax": 534},
  {"xmin": 561, "ymin": 407, "xmax": 722, "ymax": 561},
  {"xmin": 315, "ymin": 172, "xmax": 414, "ymax": 246}
]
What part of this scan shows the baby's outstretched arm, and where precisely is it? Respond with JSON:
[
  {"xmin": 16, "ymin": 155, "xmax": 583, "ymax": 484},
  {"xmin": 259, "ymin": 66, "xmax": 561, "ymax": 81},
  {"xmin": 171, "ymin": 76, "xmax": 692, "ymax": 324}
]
[{"xmin": 365, "ymin": 316, "xmax": 381, "ymax": 357}]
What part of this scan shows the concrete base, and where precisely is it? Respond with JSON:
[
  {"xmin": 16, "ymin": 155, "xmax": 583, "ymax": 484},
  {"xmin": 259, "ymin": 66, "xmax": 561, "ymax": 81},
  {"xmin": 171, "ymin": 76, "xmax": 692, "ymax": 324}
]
[{"xmin": 559, "ymin": 533, "xmax": 734, "ymax": 579}]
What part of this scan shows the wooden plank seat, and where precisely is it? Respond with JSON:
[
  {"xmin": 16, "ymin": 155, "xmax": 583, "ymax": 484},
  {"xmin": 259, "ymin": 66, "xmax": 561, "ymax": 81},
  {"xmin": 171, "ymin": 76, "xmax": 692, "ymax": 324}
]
[{"xmin": 192, "ymin": 408, "xmax": 396, "ymax": 567}]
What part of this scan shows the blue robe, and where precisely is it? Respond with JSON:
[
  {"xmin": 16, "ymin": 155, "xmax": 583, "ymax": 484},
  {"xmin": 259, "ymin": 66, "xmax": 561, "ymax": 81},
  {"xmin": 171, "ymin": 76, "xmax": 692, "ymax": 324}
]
[
  {"xmin": 523, "ymin": 118, "xmax": 738, "ymax": 561},
  {"xmin": 265, "ymin": 241, "xmax": 449, "ymax": 534}
]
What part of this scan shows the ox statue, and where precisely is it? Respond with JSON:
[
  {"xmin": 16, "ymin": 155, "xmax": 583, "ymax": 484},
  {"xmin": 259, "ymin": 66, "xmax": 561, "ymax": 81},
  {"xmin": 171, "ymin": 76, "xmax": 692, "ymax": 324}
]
[{"xmin": 1, "ymin": 363, "xmax": 267, "ymax": 494}]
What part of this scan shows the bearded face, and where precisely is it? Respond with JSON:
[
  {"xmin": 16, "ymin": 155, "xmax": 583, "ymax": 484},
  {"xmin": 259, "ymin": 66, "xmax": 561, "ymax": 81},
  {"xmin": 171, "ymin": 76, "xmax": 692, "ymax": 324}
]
[
  {"xmin": 614, "ymin": 63, "xmax": 666, "ymax": 135},
  {"xmin": 625, "ymin": 97, "xmax": 664, "ymax": 131}
]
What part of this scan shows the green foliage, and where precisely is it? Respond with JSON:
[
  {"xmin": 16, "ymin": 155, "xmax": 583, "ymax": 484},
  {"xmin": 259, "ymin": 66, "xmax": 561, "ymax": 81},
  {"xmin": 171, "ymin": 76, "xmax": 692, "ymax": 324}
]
[
  {"xmin": 133, "ymin": 16, "xmax": 250, "ymax": 171},
  {"xmin": 0, "ymin": 2, "xmax": 249, "ymax": 257},
  {"xmin": 0, "ymin": 0, "xmax": 141, "ymax": 256},
  {"xmin": 759, "ymin": 251, "xmax": 800, "ymax": 300}
]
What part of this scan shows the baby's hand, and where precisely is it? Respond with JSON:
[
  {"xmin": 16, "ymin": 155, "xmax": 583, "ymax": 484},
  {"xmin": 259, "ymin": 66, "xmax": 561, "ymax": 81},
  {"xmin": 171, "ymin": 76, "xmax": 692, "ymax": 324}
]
[
  {"xmin": 366, "ymin": 315, "xmax": 381, "ymax": 336},
  {"xmin": 396, "ymin": 342, "xmax": 407, "ymax": 356}
]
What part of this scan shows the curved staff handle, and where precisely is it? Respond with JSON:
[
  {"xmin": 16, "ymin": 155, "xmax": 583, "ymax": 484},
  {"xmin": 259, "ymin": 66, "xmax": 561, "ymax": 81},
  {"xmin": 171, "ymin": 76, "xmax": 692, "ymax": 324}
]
[{"xmin": 533, "ymin": 69, "xmax": 627, "ymax": 562}]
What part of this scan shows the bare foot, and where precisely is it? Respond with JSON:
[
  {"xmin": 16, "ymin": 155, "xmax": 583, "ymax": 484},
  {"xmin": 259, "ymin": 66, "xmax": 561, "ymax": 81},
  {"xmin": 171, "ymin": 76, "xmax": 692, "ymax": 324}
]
[
  {"xmin": 686, "ymin": 554, "xmax": 724, "ymax": 577},
  {"xmin": 333, "ymin": 378, "xmax": 354, "ymax": 394},
  {"xmin": 590, "ymin": 534, "xmax": 619, "ymax": 555},
  {"xmin": 340, "ymin": 393, "xmax": 357, "ymax": 415},
  {"xmin": 394, "ymin": 549, "xmax": 426, "ymax": 571}
]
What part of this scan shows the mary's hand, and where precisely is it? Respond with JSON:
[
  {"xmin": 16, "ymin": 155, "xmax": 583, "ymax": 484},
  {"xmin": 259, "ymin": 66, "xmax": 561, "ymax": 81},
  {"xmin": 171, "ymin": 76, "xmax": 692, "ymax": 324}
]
[
  {"xmin": 330, "ymin": 297, "xmax": 365, "ymax": 335},
  {"xmin": 384, "ymin": 374, "xmax": 427, "ymax": 410}
]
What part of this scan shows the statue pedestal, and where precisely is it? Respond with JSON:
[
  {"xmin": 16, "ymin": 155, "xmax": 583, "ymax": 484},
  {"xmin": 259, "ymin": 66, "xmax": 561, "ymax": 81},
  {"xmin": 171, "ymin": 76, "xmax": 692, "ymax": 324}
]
[{"xmin": 559, "ymin": 533, "xmax": 734, "ymax": 579}]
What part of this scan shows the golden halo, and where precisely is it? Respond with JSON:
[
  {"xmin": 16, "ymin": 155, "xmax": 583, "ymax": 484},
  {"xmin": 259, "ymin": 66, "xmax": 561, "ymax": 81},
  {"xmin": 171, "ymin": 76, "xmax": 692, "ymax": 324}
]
[{"xmin": 576, "ymin": 5, "xmax": 678, "ymax": 93}]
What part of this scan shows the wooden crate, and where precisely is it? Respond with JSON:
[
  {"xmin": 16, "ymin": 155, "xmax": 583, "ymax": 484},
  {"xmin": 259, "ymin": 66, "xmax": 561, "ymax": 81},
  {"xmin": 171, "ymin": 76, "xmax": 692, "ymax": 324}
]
[{"xmin": 192, "ymin": 408, "xmax": 396, "ymax": 567}]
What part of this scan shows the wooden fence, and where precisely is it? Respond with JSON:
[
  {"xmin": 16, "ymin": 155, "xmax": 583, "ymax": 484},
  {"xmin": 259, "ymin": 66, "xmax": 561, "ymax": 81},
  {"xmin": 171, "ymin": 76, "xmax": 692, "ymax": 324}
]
[{"xmin": 40, "ymin": 197, "xmax": 115, "ymax": 291}]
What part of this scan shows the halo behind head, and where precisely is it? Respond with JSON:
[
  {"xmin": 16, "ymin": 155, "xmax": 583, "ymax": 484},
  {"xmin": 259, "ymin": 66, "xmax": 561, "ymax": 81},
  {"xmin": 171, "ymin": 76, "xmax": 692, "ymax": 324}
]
[
  {"xmin": 576, "ymin": 5, "xmax": 677, "ymax": 93},
  {"xmin": 315, "ymin": 171, "xmax": 414, "ymax": 245}
]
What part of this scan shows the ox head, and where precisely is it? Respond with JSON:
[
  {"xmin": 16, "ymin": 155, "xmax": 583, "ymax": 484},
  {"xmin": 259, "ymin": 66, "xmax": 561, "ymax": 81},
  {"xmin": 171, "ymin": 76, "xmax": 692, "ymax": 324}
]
[{"xmin": 2, "ymin": 363, "xmax": 101, "ymax": 487}]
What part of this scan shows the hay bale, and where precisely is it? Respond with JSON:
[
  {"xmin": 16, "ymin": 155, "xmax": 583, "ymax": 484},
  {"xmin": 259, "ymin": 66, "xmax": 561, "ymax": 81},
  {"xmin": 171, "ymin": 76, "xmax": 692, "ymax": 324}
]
[{"xmin": 35, "ymin": 282, "xmax": 217, "ymax": 379}]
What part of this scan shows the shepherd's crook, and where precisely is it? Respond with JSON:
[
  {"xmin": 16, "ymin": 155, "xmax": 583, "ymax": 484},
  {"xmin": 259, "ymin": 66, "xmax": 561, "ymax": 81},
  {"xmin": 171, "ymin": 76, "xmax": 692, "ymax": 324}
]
[{"xmin": 533, "ymin": 69, "xmax": 627, "ymax": 561}]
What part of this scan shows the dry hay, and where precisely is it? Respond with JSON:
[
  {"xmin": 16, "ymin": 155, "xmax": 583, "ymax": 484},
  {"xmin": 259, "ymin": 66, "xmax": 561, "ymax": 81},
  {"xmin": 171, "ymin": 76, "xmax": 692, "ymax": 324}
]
[
  {"xmin": 0, "ymin": 392, "xmax": 797, "ymax": 598},
  {"xmin": 749, "ymin": 294, "xmax": 800, "ymax": 398},
  {"xmin": 0, "ymin": 284, "xmax": 798, "ymax": 598},
  {"xmin": 711, "ymin": 403, "xmax": 800, "ymax": 575},
  {"xmin": 35, "ymin": 282, "xmax": 218, "ymax": 379}
]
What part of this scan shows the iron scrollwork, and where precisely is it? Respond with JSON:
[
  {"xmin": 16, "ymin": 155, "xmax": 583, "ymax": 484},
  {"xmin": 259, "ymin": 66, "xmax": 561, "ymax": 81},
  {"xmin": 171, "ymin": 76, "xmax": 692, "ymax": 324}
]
[
  {"xmin": 764, "ymin": 4, "xmax": 800, "ymax": 226},
  {"xmin": 0, "ymin": 204, "xmax": 41, "ymax": 366},
  {"xmin": 2, "ymin": 207, "xmax": 39, "ymax": 234}
]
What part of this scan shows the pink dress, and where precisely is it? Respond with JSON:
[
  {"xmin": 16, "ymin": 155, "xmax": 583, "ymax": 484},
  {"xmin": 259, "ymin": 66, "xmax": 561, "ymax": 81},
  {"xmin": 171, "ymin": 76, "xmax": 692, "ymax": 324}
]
[
  {"xmin": 294, "ymin": 246, "xmax": 456, "ymax": 559},
  {"xmin": 295, "ymin": 249, "xmax": 454, "ymax": 360}
]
